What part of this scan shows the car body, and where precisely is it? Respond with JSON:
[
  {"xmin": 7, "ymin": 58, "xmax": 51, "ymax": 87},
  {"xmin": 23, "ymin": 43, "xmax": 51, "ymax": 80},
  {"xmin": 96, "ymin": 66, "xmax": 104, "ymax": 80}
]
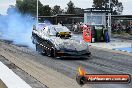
[{"xmin": 32, "ymin": 23, "xmax": 91, "ymax": 58}]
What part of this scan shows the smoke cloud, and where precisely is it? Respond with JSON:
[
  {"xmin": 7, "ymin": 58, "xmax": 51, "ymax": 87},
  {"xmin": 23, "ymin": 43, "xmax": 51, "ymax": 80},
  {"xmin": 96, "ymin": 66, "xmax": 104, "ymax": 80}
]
[{"xmin": 0, "ymin": 7, "xmax": 36, "ymax": 49}]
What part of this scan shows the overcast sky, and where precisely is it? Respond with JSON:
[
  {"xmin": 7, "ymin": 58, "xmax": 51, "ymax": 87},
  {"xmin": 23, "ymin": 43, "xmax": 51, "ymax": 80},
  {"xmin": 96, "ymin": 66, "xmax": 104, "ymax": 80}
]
[{"xmin": 0, "ymin": 0, "xmax": 132, "ymax": 15}]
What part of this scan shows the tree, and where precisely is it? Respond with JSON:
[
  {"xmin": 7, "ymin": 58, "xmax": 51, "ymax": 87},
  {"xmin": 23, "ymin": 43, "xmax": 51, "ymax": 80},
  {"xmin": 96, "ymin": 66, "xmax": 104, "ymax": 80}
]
[
  {"xmin": 52, "ymin": 5, "xmax": 63, "ymax": 15},
  {"xmin": 74, "ymin": 7, "xmax": 84, "ymax": 15},
  {"xmin": 93, "ymin": 0, "xmax": 105, "ymax": 8},
  {"xmin": 42, "ymin": 5, "xmax": 51, "ymax": 16},
  {"xmin": 16, "ymin": 0, "xmax": 51, "ymax": 16},
  {"xmin": 93, "ymin": 0, "xmax": 123, "ymax": 15},
  {"xmin": 115, "ymin": 2, "xmax": 123, "ymax": 15},
  {"xmin": 66, "ymin": 1, "xmax": 75, "ymax": 14}
]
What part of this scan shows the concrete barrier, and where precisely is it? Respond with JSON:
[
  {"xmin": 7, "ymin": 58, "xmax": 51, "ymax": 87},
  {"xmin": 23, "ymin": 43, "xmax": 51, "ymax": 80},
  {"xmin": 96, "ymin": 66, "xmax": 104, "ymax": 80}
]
[{"xmin": 0, "ymin": 61, "xmax": 32, "ymax": 88}]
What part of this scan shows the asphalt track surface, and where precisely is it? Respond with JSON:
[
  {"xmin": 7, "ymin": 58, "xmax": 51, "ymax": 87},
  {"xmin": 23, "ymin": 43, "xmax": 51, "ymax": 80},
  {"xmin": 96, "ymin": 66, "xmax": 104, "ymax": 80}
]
[{"xmin": 0, "ymin": 40, "xmax": 132, "ymax": 88}]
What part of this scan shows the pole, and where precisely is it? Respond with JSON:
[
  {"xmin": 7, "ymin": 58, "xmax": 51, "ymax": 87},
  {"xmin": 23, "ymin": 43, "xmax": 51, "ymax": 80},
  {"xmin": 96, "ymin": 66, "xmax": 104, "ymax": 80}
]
[
  {"xmin": 37, "ymin": 0, "xmax": 38, "ymax": 26},
  {"xmin": 108, "ymin": 0, "xmax": 111, "ymax": 38},
  {"xmin": 109, "ymin": 13, "xmax": 111, "ymax": 37}
]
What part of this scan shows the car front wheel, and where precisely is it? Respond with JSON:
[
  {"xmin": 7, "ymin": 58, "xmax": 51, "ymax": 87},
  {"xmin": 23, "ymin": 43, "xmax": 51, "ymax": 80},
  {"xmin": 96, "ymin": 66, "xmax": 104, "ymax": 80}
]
[{"xmin": 50, "ymin": 48, "xmax": 56, "ymax": 58}]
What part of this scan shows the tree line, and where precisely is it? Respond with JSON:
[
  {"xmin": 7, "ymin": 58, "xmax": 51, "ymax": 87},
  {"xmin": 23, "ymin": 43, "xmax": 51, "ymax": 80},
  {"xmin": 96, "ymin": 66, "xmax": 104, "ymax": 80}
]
[
  {"xmin": 15, "ymin": 0, "xmax": 123, "ymax": 16},
  {"xmin": 15, "ymin": 0, "xmax": 80, "ymax": 16},
  {"xmin": 93, "ymin": 0, "xmax": 123, "ymax": 15}
]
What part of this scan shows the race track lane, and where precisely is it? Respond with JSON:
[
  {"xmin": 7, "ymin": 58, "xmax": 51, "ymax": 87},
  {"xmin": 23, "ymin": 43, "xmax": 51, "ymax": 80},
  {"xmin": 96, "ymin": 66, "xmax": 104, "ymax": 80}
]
[{"xmin": 0, "ymin": 41, "xmax": 131, "ymax": 88}]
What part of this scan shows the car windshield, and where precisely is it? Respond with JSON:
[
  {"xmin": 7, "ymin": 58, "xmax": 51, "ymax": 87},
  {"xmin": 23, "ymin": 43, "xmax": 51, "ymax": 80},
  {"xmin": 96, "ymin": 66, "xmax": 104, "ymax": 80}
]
[
  {"xmin": 55, "ymin": 26, "xmax": 70, "ymax": 32},
  {"xmin": 49, "ymin": 26, "xmax": 70, "ymax": 36}
]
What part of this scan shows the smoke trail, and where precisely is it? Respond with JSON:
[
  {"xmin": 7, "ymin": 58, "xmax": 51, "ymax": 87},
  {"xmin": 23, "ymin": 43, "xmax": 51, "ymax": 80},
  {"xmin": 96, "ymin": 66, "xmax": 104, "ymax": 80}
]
[{"xmin": 0, "ymin": 7, "xmax": 36, "ymax": 49}]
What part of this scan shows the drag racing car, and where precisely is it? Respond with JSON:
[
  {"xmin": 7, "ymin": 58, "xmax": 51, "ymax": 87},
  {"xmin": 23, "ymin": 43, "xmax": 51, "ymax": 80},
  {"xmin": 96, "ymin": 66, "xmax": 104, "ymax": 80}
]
[{"xmin": 32, "ymin": 23, "xmax": 91, "ymax": 58}]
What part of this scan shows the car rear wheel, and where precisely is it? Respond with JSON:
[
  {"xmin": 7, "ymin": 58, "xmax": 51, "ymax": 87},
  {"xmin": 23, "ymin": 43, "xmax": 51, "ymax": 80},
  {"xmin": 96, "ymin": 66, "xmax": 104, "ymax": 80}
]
[
  {"xmin": 36, "ymin": 44, "xmax": 40, "ymax": 52},
  {"xmin": 36, "ymin": 44, "xmax": 44, "ymax": 54}
]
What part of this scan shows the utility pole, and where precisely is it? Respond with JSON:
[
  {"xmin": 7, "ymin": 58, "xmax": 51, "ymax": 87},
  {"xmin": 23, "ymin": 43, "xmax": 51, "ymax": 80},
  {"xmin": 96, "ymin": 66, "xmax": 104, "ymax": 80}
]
[
  {"xmin": 37, "ymin": 0, "xmax": 38, "ymax": 26},
  {"xmin": 108, "ymin": 0, "xmax": 112, "ymax": 38}
]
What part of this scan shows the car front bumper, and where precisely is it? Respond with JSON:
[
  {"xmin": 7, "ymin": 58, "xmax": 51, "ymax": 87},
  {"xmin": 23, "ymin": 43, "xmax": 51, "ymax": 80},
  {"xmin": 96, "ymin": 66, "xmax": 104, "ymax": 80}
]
[{"xmin": 56, "ymin": 50, "xmax": 91, "ymax": 58}]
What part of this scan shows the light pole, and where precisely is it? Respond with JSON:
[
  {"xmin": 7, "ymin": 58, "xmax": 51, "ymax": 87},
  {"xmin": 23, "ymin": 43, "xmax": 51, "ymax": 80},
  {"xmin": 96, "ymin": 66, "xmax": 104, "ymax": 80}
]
[
  {"xmin": 37, "ymin": 0, "xmax": 38, "ymax": 25},
  {"xmin": 108, "ymin": 0, "xmax": 112, "ymax": 38}
]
